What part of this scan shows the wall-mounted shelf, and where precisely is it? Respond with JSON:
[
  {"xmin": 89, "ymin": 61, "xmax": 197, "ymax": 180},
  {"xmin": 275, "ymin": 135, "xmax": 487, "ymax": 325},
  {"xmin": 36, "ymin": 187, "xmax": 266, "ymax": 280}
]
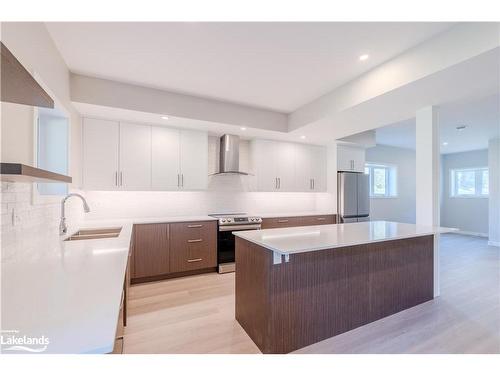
[
  {"xmin": 1, "ymin": 42, "xmax": 54, "ymax": 108},
  {"xmin": 0, "ymin": 163, "xmax": 72, "ymax": 183}
]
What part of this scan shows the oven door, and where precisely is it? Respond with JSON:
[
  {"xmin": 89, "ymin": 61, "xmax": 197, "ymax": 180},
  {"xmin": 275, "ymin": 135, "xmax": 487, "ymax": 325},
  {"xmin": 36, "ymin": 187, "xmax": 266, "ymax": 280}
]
[{"xmin": 217, "ymin": 224, "xmax": 261, "ymax": 265}]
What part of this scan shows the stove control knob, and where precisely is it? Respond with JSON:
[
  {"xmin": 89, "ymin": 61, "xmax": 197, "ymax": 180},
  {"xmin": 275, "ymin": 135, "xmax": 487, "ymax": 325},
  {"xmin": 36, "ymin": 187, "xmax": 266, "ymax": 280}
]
[{"xmin": 221, "ymin": 219, "xmax": 226, "ymax": 223}]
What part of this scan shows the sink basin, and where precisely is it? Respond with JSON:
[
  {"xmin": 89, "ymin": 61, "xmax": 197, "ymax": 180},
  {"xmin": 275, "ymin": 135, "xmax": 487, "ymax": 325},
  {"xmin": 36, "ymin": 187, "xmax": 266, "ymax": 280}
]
[{"xmin": 64, "ymin": 227, "xmax": 122, "ymax": 241}]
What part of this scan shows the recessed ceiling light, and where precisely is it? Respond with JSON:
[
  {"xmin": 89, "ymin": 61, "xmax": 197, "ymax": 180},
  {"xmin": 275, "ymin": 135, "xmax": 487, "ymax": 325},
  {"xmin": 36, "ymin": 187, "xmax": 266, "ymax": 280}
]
[
  {"xmin": 240, "ymin": 127, "xmax": 247, "ymax": 131},
  {"xmin": 161, "ymin": 115, "xmax": 169, "ymax": 120},
  {"xmin": 359, "ymin": 54, "xmax": 369, "ymax": 61},
  {"xmin": 442, "ymin": 142, "xmax": 449, "ymax": 146},
  {"xmin": 456, "ymin": 125, "xmax": 467, "ymax": 131},
  {"xmin": 300, "ymin": 135, "xmax": 306, "ymax": 139}
]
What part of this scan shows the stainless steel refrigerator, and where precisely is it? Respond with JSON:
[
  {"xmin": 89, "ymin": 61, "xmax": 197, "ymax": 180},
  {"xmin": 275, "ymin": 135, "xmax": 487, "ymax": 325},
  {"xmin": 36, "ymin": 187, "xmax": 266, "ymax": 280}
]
[{"xmin": 337, "ymin": 171, "xmax": 370, "ymax": 223}]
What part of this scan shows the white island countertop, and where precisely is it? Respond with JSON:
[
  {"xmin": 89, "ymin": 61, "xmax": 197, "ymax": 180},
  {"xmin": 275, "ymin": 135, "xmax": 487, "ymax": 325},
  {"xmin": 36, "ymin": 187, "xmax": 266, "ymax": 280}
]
[
  {"xmin": 1, "ymin": 215, "xmax": 217, "ymax": 354},
  {"xmin": 233, "ymin": 221, "xmax": 456, "ymax": 255}
]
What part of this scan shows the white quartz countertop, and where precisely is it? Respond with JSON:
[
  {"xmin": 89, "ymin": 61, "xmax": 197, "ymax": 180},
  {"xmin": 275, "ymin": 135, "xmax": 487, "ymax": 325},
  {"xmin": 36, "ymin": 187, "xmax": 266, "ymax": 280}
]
[
  {"xmin": 233, "ymin": 221, "xmax": 456, "ymax": 255},
  {"xmin": 1, "ymin": 215, "xmax": 216, "ymax": 354}
]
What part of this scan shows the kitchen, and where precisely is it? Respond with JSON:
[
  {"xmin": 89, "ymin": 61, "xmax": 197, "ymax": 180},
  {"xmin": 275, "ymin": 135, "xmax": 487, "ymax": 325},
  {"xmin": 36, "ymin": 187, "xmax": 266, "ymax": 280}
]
[{"xmin": 1, "ymin": 15, "xmax": 500, "ymax": 374}]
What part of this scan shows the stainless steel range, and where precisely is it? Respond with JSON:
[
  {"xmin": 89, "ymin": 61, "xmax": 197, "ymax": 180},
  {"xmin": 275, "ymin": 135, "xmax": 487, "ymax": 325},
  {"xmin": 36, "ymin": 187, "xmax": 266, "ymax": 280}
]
[{"xmin": 209, "ymin": 213, "xmax": 262, "ymax": 273}]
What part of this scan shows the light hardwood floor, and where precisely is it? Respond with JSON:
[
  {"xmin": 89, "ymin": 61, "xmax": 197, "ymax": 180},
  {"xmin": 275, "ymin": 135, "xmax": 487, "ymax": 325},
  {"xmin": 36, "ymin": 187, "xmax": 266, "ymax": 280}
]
[{"xmin": 123, "ymin": 234, "xmax": 500, "ymax": 354}]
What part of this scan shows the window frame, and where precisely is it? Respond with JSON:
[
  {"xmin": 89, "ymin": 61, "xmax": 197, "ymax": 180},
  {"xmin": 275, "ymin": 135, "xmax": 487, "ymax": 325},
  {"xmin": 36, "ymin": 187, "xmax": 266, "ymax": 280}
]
[
  {"xmin": 365, "ymin": 163, "xmax": 398, "ymax": 199},
  {"xmin": 449, "ymin": 167, "xmax": 489, "ymax": 199}
]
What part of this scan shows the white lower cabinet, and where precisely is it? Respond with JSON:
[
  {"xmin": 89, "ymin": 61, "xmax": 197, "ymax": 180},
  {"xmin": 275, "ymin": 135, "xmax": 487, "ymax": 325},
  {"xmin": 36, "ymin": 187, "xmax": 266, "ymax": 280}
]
[
  {"xmin": 83, "ymin": 118, "xmax": 208, "ymax": 191},
  {"xmin": 250, "ymin": 140, "xmax": 326, "ymax": 192}
]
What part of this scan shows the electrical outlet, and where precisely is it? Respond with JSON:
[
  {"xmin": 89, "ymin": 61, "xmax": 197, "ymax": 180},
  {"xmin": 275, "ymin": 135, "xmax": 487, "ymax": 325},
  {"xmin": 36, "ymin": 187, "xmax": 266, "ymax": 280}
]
[{"xmin": 11, "ymin": 208, "xmax": 21, "ymax": 226}]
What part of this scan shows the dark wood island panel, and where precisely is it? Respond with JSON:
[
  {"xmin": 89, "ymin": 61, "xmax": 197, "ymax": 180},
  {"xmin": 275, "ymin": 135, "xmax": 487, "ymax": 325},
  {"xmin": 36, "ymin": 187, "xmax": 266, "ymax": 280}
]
[{"xmin": 235, "ymin": 235, "xmax": 434, "ymax": 354}]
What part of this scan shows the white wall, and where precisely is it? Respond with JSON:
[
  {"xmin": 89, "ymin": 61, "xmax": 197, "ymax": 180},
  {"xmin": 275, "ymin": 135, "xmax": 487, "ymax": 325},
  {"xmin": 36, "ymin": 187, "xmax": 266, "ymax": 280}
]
[
  {"xmin": 488, "ymin": 138, "xmax": 500, "ymax": 245},
  {"xmin": 1, "ymin": 23, "xmax": 84, "ymax": 263},
  {"xmin": 440, "ymin": 149, "xmax": 489, "ymax": 236},
  {"xmin": 365, "ymin": 145, "xmax": 416, "ymax": 223}
]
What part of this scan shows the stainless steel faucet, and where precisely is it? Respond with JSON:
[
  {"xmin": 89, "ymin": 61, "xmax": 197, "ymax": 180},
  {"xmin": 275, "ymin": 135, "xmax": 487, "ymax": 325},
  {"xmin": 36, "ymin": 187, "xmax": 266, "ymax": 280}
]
[{"xmin": 59, "ymin": 193, "xmax": 90, "ymax": 235}]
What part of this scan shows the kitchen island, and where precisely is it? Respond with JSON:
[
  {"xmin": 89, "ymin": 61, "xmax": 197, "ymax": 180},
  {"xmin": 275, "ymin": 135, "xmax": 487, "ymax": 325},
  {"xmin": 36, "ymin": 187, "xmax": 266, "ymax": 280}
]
[{"xmin": 234, "ymin": 221, "xmax": 453, "ymax": 354}]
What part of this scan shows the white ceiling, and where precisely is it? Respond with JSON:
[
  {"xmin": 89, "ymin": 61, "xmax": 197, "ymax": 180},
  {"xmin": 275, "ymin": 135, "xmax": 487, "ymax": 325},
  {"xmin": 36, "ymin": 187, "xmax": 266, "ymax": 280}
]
[
  {"xmin": 375, "ymin": 94, "xmax": 500, "ymax": 154},
  {"xmin": 46, "ymin": 22, "xmax": 454, "ymax": 113}
]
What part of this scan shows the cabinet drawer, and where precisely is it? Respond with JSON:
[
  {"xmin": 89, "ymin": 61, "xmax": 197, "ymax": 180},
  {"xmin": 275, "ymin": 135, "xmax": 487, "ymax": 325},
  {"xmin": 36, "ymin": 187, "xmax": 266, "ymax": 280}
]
[
  {"xmin": 300, "ymin": 215, "xmax": 336, "ymax": 226},
  {"xmin": 169, "ymin": 221, "xmax": 217, "ymax": 273},
  {"xmin": 261, "ymin": 217, "xmax": 302, "ymax": 229}
]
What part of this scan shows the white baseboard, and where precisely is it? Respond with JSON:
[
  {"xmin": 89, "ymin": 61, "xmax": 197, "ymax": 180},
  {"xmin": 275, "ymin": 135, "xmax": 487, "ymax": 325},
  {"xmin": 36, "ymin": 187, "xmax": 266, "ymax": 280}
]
[
  {"xmin": 455, "ymin": 230, "xmax": 488, "ymax": 238},
  {"xmin": 488, "ymin": 241, "xmax": 500, "ymax": 247}
]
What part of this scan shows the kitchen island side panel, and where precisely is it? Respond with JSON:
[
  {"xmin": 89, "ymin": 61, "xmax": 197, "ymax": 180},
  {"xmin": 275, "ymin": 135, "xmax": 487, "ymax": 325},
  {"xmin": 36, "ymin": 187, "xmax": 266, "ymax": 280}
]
[
  {"xmin": 235, "ymin": 235, "xmax": 434, "ymax": 354},
  {"xmin": 234, "ymin": 237, "xmax": 273, "ymax": 352}
]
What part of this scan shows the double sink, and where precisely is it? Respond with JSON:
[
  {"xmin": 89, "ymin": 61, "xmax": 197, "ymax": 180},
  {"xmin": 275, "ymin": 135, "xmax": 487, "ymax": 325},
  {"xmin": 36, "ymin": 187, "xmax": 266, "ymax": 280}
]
[{"xmin": 64, "ymin": 227, "xmax": 122, "ymax": 241}]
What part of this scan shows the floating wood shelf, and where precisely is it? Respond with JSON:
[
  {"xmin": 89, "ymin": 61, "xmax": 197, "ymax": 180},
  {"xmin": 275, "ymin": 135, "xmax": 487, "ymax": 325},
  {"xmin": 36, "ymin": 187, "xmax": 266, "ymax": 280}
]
[
  {"xmin": 1, "ymin": 163, "xmax": 72, "ymax": 183},
  {"xmin": 1, "ymin": 42, "xmax": 54, "ymax": 108}
]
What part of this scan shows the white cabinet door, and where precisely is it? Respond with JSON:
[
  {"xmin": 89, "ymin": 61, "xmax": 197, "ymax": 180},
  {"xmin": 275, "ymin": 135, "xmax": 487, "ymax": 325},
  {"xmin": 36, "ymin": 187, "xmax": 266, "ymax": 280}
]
[
  {"xmin": 83, "ymin": 118, "xmax": 120, "ymax": 190},
  {"xmin": 275, "ymin": 142, "xmax": 296, "ymax": 191},
  {"xmin": 119, "ymin": 122, "xmax": 152, "ymax": 190},
  {"xmin": 294, "ymin": 144, "xmax": 313, "ymax": 191},
  {"xmin": 151, "ymin": 126, "xmax": 180, "ymax": 190},
  {"xmin": 337, "ymin": 145, "xmax": 365, "ymax": 173},
  {"xmin": 251, "ymin": 140, "xmax": 279, "ymax": 191},
  {"xmin": 310, "ymin": 145, "xmax": 327, "ymax": 191},
  {"xmin": 179, "ymin": 130, "xmax": 208, "ymax": 190}
]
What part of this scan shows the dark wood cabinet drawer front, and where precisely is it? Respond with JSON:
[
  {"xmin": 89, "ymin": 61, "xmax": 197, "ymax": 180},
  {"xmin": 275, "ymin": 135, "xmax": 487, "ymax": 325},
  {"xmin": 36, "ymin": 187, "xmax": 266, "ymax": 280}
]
[
  {"xmin": 133, "ymin": 223, "xmax": 170, "ymax": 278},
  {"xmin": 170, "ymin": 221, "xmax": 217, "ymax": 272},
  {"xmin": 261, "ymin": 217, "xmax": 302, "ymax": 229},
  {"xmin": 300, "ymin": 215, "xmax": 336, "ymax": 226}
]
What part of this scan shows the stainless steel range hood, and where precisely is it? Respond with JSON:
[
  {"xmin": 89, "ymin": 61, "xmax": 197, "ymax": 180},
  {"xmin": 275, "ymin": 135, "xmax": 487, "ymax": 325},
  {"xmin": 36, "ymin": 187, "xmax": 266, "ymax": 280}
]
[{"xmin": 212, "ymin": 134, "xmax": 249, "ymax": 175}]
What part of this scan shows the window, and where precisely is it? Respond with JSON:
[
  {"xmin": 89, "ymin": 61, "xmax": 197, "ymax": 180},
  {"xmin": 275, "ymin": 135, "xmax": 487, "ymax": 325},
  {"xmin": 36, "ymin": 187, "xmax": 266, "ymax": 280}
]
[
  {"xmin": 365, "ymin": 163, "xmax": 397, "ymax": 198},
  {"xmin": 450, "ymin": 167, "xmax": 489, "ymax": 198}
]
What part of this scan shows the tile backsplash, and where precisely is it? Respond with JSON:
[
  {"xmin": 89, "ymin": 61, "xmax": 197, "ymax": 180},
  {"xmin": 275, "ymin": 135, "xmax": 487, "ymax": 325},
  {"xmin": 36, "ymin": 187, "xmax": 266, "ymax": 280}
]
[{"xmin": 1, "ymin": 182, "xmax": 83, "ymax": 263}]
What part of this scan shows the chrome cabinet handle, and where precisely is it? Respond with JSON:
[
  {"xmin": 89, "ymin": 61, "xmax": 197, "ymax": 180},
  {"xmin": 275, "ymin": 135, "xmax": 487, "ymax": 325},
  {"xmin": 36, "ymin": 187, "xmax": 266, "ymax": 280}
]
[
  {"xmin": 313, "ymin": 179, "xmax": 315, "ymax": 190},
  {"xmin": 120, "ymin": 171, "xmax": 123, "ymax": 186},
  {"xmin": 187, "ymin": 258, "xmax": 203, "ymax": 263},
  {"xmin": 187, "ymin": 239, "xmax": 203, "ymax": 243},
  {"xmin": 177, "ymin": 174, "xmax": 180, "ymax": 187},
  {"xmin": 275, "ymin": 177, "xmax": 278, "ymax": 189},
  {"xmin": 187, "ymin": 224, "xmax": 203, "ymax": 228},
  {"xmin": 115, "ymin": 171, "xmax": 118, "ymax": 186},
  {"xmin": 181, "ymin": 174, "xmax": 184, "ymax": 187},
  {"xmin": 277, "ymin": 219, "xmax": 289, "ymax": 223},
  {"xmin": 278, "ymin": 177, "xmax": 281, "ymax": 189},
  {"xmin": 317, "ymin": 217, "xmax": 326, "ymax": 221}
]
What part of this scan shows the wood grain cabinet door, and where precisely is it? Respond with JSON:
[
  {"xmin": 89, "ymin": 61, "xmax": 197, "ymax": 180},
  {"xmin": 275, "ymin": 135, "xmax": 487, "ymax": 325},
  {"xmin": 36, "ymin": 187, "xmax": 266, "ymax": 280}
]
[
  {"xmin": 133, "ymin": 224, "xmax": 170, "ymax": 278},
  {"xmin": 300, "ymin": 215, "xmax": 336, "ymax": 226},
  {"xmin": 170, "ymin": 221, "xmax": 217, "ymax": 272},
  {"xmin": 261, "ymin": 217, "xmax": 302, "ymax": 229}
]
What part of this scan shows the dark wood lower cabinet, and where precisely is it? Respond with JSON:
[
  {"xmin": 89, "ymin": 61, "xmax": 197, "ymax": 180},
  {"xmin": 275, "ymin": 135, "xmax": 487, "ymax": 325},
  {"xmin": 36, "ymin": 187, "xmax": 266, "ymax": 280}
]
[
  {"xmin": 235, "ymin": 235, "xmax": 434, "ymax": 354},
  {"xmin": 170, "ymin": 221, "xmax": 217, "ymax": 273},
  {"xmin": 261, "ymin": 214, "xmax": 336, "ymax": 229},
  {"xmin": 131, "ymin": 220, "xmax": 217, "ymax": 283},
  {"xmin": 132, "ymin": 223, "xmax": 170, "ymax": 279}
]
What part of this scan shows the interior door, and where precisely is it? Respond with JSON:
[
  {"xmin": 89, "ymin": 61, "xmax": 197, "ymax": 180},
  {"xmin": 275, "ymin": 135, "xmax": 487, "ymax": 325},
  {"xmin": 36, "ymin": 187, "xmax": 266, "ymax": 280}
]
[
  {"xmin": 179, "ymin": 130, "xmax": 208, "ymax": 190},
  {"xmin": 152, "ymin": 126, "xmax": 180, "ymax": 190},
  {"xmin": 119, "ymin": 122, "xmax": 152, "ymax": 190},
  {"xmin": 83, "ymin": 118, "xmax": 120, "ymax": 190}
]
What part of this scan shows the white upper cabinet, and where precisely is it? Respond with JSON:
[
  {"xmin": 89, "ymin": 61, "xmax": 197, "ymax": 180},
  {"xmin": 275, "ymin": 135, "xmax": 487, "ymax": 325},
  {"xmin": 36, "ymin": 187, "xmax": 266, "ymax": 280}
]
[
  {"xmin": 295, "ymin": 144, "xmax": 327, "ymax": 191},
  {"xmin": 83, "ymin": 118, "xmax": 208, "ymax": 191},
  {"xmin": 337, "ymin": 145, "xmax": 366, "ymax": 173},
  {"xmin": 179, "ymin": 129, "xmax": 208, "ymax": 190},
  {"xmin": 152, "ymin": 126, "xmax": 180, "ymax": 190},
  {"xmin": 83, "ymin": 118, "xmax": 120, "ymax": 190},
  {"xmin": 250, "ymin": 140, "xmax": 326, "ymax": 192},
  {"xmin": 119, "ymin": 122, "xmax": 152, "ymax": 190}
]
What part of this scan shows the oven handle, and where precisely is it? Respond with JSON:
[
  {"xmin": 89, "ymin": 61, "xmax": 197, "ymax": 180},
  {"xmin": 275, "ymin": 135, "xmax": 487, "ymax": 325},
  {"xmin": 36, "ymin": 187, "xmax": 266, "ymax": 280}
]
[{"xmin": 219, "ymin": 224, "xmax": 262, "ymax": 232}]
